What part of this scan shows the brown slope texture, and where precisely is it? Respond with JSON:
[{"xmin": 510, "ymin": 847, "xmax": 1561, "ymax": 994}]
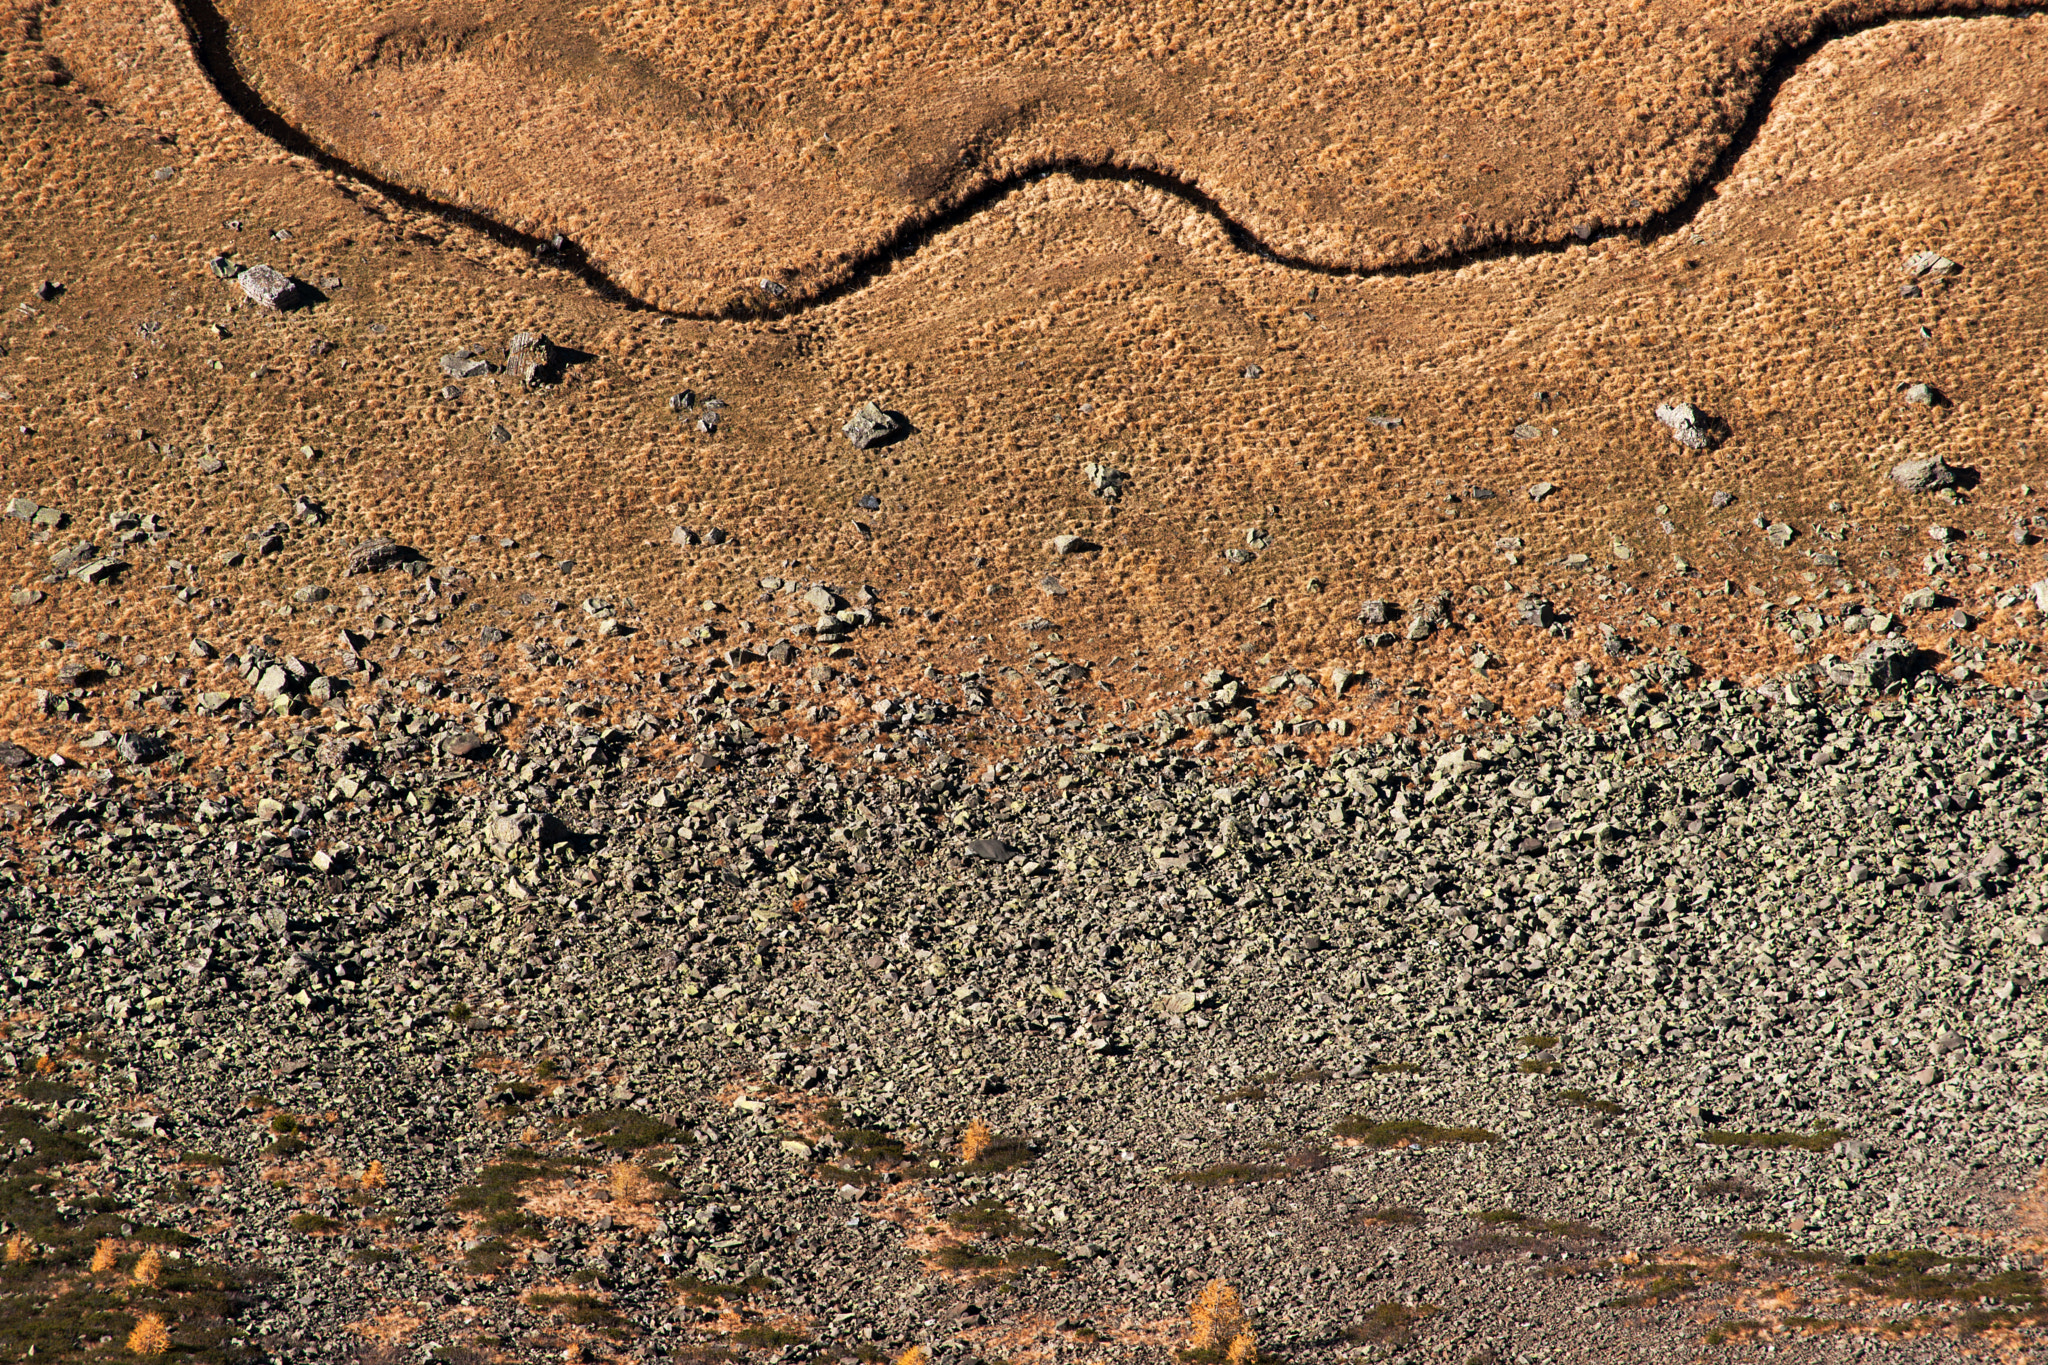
[
  {"xmin": 1, "ymin": 7, "xmax": 2046, "ymax": 777},
  {"xmin": 39, "ymin": 0, "xmax": 2031, "ymax": 316}
]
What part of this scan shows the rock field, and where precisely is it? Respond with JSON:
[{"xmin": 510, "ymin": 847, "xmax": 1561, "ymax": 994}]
[{"xmin": 3, "ymin": 663, "xmax": 2047, "ymax": 1361}]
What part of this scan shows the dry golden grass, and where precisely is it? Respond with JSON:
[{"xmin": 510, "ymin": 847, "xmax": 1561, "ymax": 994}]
[
  {"xmin": 959, "ymin": 1118, "xmax": 993, "ymax": 1165},
  {"xmin": 133, "ymin": 1247, "xmax": 165, "ymax": 1286},
  {"xmin": 360, "ymin": 1158, "xmax": 388, "ymax": 1189},
  {"xmin": 91, "ymin": 1237, "xmax": 119, "ymax": 1273},
  {"xmin": 3, "ymin": 1233, "xmax": 31, "ymax": 1264},
  {"xmin": 0, "ymin": 1, "xmax": 2043, "ymax": 775},
  {"xmin": 1188, "ymin": 1279, "xmax": 1249, "ymax": 1352},
  {"xmin": 94, "ymin": 0, "xmax": 2035, "ymax": 316}
]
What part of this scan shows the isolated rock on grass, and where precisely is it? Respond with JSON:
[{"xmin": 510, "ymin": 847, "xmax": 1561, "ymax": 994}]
[
  {"xmin": 237, "ymin": 264, "xmax": 301, "ymax": 310},
  {"xmin": 1890, "ymin": 455, "xmax": 1961, "ymax": 493},
  {"xmin": 1653, "ymin": 401, "xmax": 1717, "ymax": 450},
  {"xmin": 843, "ymin": 400, "xmax": 904, "ymax": 449}
]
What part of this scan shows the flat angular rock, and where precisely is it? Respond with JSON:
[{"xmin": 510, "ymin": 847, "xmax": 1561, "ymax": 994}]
[
  {"xmin": 842, "ymin": 400, "xmax": 904, "ymax": 450},
  {"xmin": 1840, "ymin": 637, "xmax": 1924, "ymax": 690},
  {"xmin": 1903, "ymin": 251, "xmax": 1959, "ymax": 278},
  {"xmin": 114, "ymin": 731, "xmax": 169, "ymax": 765},
  {"xmin": 440, "ymin": 349, "xmax": 491, "ymax": 379},
  {"xmin": 446, "ymin": 732, "xmax": 492, "ymax": 761},
  {"xmin": 1889, "ymin": 455, "xmax": 1960, "ymax": 493},
  {"xmin": 490, "ymin": 810, "xmax": 571, "ymax": 853},
  {"xmin": 1898, "ymin": 381, "xmax": 1941, "ymax": 406},
  {"xmin": 965, "ymin": 837, "xmax": 1019, "ymax": 863},
  {"xmin": 1653, "ymin": 401, "xmax": 1718, "ymax": 450},
  {"xmin": 346, "ymin": 537, "xmax": 423, "ymax": 576},
  {"xmin": 71, "ymin": 557, "xmax": 129, "ymax": 585},
  {"xmin": 0, "ymin": 741, "xmax": 33, "ymax": 769},
  {"xmin": 1049, "ymin": 534, "xmax": 1098, "ymax": 555},
  {"xmin": 506, "ymin": 332, "xmax": 555, "ymax": 388},
  {"xmin": 237, "ymin": 264, "xmax": 301, "ymax": 310},
  {"xmin": 1357, "ymin": 599, "xmax": 1395, "ymax": 626}
]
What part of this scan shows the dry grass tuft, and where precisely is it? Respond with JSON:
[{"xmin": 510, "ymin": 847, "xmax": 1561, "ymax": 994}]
[
  {"xmin": 133, "ymin": 1247, "xmax": 164, "ymax": 1286},
  {"xmin": 126, "ymin": 1312, "xmax": 173, "ymax": 1356},
  {"xmin": 611, "ymin": 1161, "xmax": 659, "ymax": 1205},
  {"xmin": 1189, "ymin": 1279, "xmax": 1249, "ymax": 1352}
]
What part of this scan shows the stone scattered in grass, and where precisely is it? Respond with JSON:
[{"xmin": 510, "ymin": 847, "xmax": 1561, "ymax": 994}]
[
  {"xmin": 1170, "ymin": 1163, "xmax": 1289, "ymax": 1187},
  {"xmin": 673, "ymin": 1273, "xmax": 773, "ymax": 1305},
  {"xmin": 1699, "ymin": 1128, "xmax": 1845, "ymax": 1152},
  {"xmin": 1473, "ymin": 1211, "xmax": 1612, "ymax": 1241},
  {"xmin": 932, "ymin": 1242, "xmax": 1067, "ymax": 1275},
  {"xmin": 1836, "ymin": 1249, "xmax": 2044, "ymax": 1305},
  {"xmin": 1703, "ymin": 1317, "xmax": 1767, "ymax": 1344},
  {"xmin": 1697, "ymin": 1178, "xmax": 1767, "ymax": 1204},
  {"xmin": 1343, "ymin": 1301, "xmax": 1438, "ymax": 1347},
  {"xmin": 447, "ymin": 1147, "xmax": 595, "ymax": 1238},
  {"xmin": 1556, "ymin": 1090, "xmax": 1627, "ymax": 1118},
  {"xmin": 573, "ymin": 1107, "xmax": 677, "ymax": 1151},
  {"xmin": 527, "ymin": 1289, "xmax": 626, "ymax": 1329},
  {"xmin": 1357, "ymin": 1205, "xmax": 1424, "ymax": 1226},
  {"xmin": 946, "ymin": 1199, "xmax": 1030, "ymax": 1238},
  {"xmin": 1333, "ymin": 1116, "xmax": 1498, "ymax": 1147},
  {"xmin": 732, "ymin": 1325, "xmax": 810, "ymax": 1348},
  {"xmin": 286, "ymin": 1212, "xmax": 340, "ymax": 1234},
  {"xmin": 461, "ymin": 1238, "xmax": 518, "ymax": 1274}
]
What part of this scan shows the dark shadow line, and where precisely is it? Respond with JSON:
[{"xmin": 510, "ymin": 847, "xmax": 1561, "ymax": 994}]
[{"xmin": 163, "ymin": 0, "xmax": 2040, "ymax": 323}]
